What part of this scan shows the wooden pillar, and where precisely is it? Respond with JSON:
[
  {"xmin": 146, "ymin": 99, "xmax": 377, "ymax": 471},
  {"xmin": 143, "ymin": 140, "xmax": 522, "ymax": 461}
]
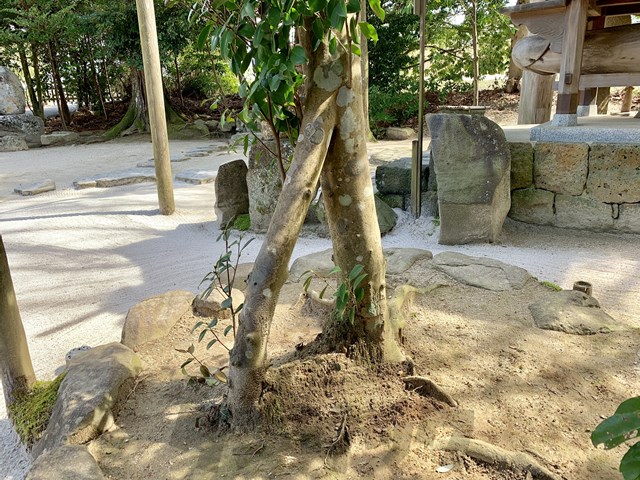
[
  {"xmin": 518, "ymin": 69, "xmax": 554, "ymax": 124},
  {"xmin": 554, "ymin": 0, "xmax": 588, "ymax": 125},
  {"xmin": 620, "ymin": 86, "xmax": 634, "ymax": 113},
  {"xmin": 135, "ymin": 0, "xmax": 175, "ymax": 215},
  {"xmin": 577, "ymin": 87, "xmax": 597, "ymax": 117},
  {"xmin": 596, "ymin": 87, "xmax": 611, "ymax": 114}
]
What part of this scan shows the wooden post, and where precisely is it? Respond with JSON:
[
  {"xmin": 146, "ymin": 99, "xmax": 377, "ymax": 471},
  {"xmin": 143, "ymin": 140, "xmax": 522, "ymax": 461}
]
[
  {"xmin": 518, "ymin": 70, "xmax": 554, "ymax": 124},
  {"xmin": 554, "ymin": 0, "xmax": 588, "ymax": 125},
  {"xmin": 135, "ymin": 0, "xmax": 175, "ymax": 215},
  {"xmin": 0, "ymin": 235, "xmax": 36, "ymax": 407},
  {"xmin": 596, "ymin": 87, "xmax": 611, "ymax": 114},
  {"xmin": 620, "ymin": 86, "xmax": 634, "ymax": 113}
]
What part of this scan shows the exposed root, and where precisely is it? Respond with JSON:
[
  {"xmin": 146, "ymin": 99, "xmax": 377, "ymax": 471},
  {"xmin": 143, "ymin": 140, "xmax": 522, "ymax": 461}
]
[
  {"xmin": 307, "ymin": 289, "xmax": 336, "ymax": 308},
  {"xmin": 324, "ymin": 413, "xmax": 350, "ymax": 463},
  {"xmin": 431, "ymin": 436, "xmax": 560, "ymax": 480},
  {"xmin": 403, "ymin": 375, "xmax": 457, "ymax": 407}
]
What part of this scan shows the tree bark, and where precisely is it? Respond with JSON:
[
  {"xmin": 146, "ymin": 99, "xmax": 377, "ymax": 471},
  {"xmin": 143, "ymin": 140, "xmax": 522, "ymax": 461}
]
[
  {"xmin": 0, "ymin": 235, "xmax": 36, "ymax": 407},
  {"xmin": 470, "ymin": 0, "xmax": 479, "ymax": 106},
  {"xmin": 360, "ymin": 0, "xmax": 374, "ymax": 140},
  {"xmin": 505, "ymin": 25, "xmax": 527, "ymax": 93},
  {"xmin": 518, "ymin": 69, "xmax": 553, "ymax": 124},
  {"xmin": 19, "ymin": 48, "xmax": 43, "ymax": 118},
  {"xmin": 225, "ymin": 19, "xmax": 400, "ymax": 427},
  {"xmin": 105, "ymin": 69, "xmax": 149, "ymax": 138},
  {"xmin": 32, "ymin": 44, "xmax": 44, "ymax": 112},
  {"xmin": 47, "ymin": 42, "xmax": 72, "ymax": 127}
]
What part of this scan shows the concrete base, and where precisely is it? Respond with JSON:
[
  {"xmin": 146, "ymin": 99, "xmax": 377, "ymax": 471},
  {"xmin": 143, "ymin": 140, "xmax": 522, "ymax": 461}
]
[
  {"xmin": 551, "ymin": 113, "xmax": 578, "ymax": 127},
  {"xmin": 521, "ymin": 115, "xmax": 640, "ymax": 144},
  {"xmin": 576, "ymin": 104, "xmax": 597, "ymax": 117}
]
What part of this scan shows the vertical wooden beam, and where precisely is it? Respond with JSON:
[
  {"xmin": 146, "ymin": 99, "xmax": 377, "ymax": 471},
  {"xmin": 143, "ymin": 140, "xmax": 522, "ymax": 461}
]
[
  {"xmin": 554, "ymin": 0, "xmax": 588, "ymax": 125},
  {"xmin": 577, "ymin": 87, "xmax": 597, "ymax": 116},
  {"xmin": 518, "ymin": 70, "xmax": 554, "ymax": 124},
  {"xmin": 596, "ymin": 87, "xmax": 611, "ymax": 114},
  {"xmin": 135, "ymin": 0, "xmax": 175, "ymax": 215}
]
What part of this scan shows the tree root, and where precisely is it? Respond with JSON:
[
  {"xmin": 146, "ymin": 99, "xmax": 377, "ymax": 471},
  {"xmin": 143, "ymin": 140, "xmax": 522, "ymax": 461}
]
[
  {"xmin": 431, "ymin": 436, "xmax": 560, "ymax": 480},
  {"xmin": 324, "ymin": 413, "xmax": 350, "ymax": 462},
  {"xmin": 306, "ymin": 289, "xmax": 335, "ymax": 308},
  {"xmin": 403, "ymin": 375, "xmax": 457, "ymax": 407}
]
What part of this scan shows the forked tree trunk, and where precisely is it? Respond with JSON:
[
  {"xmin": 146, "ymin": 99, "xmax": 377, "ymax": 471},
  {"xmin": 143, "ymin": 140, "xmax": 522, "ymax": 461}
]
[
  {"xmin": 19, "ymin": 48, "xmax": 43, "ymax": 118},
  {"xmin": 105, "ymin": 69, "xmax": 149, "ymax": 138},
  {"xmin": 0, "ymin": 236, "xmax": 36, "ymax": 407},
  {"xmin": 225, "ymin": 20, "xmax": 400, "ymax": 427}
]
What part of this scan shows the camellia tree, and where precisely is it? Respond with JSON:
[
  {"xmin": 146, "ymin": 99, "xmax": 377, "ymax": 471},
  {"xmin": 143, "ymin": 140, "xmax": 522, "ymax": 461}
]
[{"xmin": 195, "ymin": 0, "xmax": 403, "ymax": 427}]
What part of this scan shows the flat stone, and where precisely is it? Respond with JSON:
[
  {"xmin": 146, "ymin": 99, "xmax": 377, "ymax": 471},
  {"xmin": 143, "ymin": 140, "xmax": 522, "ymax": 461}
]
[
  {"xmin": 27, "ymin": 445, "xmax": 105, "ymax": 480},
  {"xmin": 41, "ymin": 131, "xmax": 80, "ymax": 146},
  {"xmin": 533, "ymin": 143, "xmax": 588, "ymax": 195},
  {"xmin": 0, "ymin": 134, "xmax": 28, "ymax": 151},
  {"xmin": 587, "ymin": 144, "xmax": 640, "ymax": 203},
  {"xmin": 428, "ymin": 114, "xmax": 511, "ymax": 245},
  {"xmin": 376, "ymin": 195, "xmax": 398, "ymax": 234},
  {"xmin": 193, "ymin": 288, "xmax": 245, "ymax": 319},
  {"xmin": 386, "ymin": 127, "xmax": 415, "ymax": 140},
  {"xmin": 289, "ymin": 247, "xmax": 433, "ymax": 280},
  {"xmin": 0, "ymin": 113, "xmax": 45, "ymax": 146},
  {"xmin": 509, "ymin": 142, "xmax": 534, "ymax": 190},
  {"xmin": 509, "ymin": 188, "xmax": 555, "ymax": 225},
  {"xmin": 73, "ymin": 170, "xmax": 156, "ymax": 189},
  {"xmin": 32, "ymin": 343, "xmax": 142, "ymax": 458},
  {"xmin": 378, "ymin": 193, "xmax": 406, "ymax": 209},
  {"xmin": 0, "ymin": 66, "xmax": 25, "ymax": 114},
  {"xmin": 168, "ymin": 123, "xmax": 209, "ymax": 140},
  {"xmin": 121, "ymin": 290, "xmax": 193, "ymax": 349},
  {"xmin": 14, "ymin": 179, "xmax": 56, "ymax": 196},
  {"xmin": 136, "ymin": 155, "xmax": 190, "ymax": 167},
  {"xmin": 375, "ymin": 157, "xmax": 429, "ymax": 195},
  {"xmin": 555, "ymin": 194, "xmax": 614, "ymax": 231},
  {"xmin": 175, "ymin": 169, "xmax": 218, "ymax": 184},
  {"xmin": 616, "ymin": 203, "xmax": 640, "ymax": 234},
  {"xmin": 529, "ymin": 290, "xmax": 618, "ymax": 335},
  {"xmin": 215, "ymin": 159, "xmax": 249, "ymax": 228},
  {"xmin": 433, "ymin": 251, "xmax": 532, "ymax": 291}
]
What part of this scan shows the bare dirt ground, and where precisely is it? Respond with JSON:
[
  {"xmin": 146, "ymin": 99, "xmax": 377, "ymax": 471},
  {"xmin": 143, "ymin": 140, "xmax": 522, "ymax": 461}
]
[{"xmin": 89, "ymin": 257, "xmax": 638, "ymax": 479}]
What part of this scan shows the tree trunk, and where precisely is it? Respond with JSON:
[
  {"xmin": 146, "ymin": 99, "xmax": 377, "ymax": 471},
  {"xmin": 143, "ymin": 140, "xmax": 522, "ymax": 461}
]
[
  {"xmin": 32, "ymin": 44, "xmax": 44, "ymax": 112},
  {"xmin": 360, "ymin": 0, "xmax": 374, "ymax": 140},
  {"xmin": 518, "ymin": 69, "xmax": 553, "ymax": 124},
  {"xmin": 86, "ymin": 38, "xmax": 108, "ymax": 119},
  {"xmin": 0, "ymin": 235, "xmax": 36, "ymax": 407},
  {"xmin": 19, "ymin": 48, "xmax": 43, "ymax": 118},
  {"xmin": 505, "ymin": 25, "xmax": 527, "ymax": 93},
  {"xmin": 174, "ymin": 56, "xmax": 184, "ymax": 107},
  {"xmin": 620, "ymin": 86, "xmax": 634, "ymax": 113},
  {"xmin": 47, "ymin": 42, "xmax": 72, "ymax": 127},
  {"xmin": 224, "ymin": 19, "xmax": 400, "ymax": 427},
  {"xmin": 105, "ymin": 69, "xmax": 149, "ymax": 138},
  {"xmin": 470, "ymin": 0, "xmax": 479, "ymax": 106}
]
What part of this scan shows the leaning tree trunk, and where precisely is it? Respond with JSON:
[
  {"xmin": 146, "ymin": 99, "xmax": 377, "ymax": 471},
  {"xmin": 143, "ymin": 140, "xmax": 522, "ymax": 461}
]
[
  {"xmin": 0, "ymin": 235, "xmax": 36, "ymax": 407},
  {"xmin": 19, "ymin": 48, "xmax": 43, "ymax": 118},
  {"xmin": 225, "ymin": 19, "xmax": 401, "ymax": 427},
  {"xmin": 47, "ymin": 42, "xmax": 72, "ymax": 127}
]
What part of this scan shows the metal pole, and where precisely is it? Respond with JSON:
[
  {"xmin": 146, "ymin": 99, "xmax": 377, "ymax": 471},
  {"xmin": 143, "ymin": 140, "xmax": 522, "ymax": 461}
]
[{"xmin": 412, "ymin": 0, "xmax": 426, "ymax": 219}]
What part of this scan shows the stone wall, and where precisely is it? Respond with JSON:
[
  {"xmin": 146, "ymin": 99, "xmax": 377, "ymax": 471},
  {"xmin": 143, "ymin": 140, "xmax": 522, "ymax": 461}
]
[{"xmin": 508, "ymin": 142, "xmax": 640, "ymax": 233}]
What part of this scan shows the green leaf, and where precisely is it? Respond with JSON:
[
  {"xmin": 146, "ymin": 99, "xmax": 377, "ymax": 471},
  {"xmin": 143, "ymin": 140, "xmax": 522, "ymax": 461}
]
[
  {"xmin": 221, "ymin": 297, "xmax": 232, "ymax": 309},
  {"xmin": 191, "ymin": 321, "xmax": 205, "ymax": 333},
  {"xmin": 303, "ymin": 275, "xmax": 313, "ymax": 293},
  {"xmin": 319, "ymin": 284, "xmax": 328, "ymax": 299},
  {"xmin": 224, "ymin": 325, "xmax": 233, "ymax": 336},
  {"xmin": 358, "ymin": 22, "xmax": 378, "ymax": 43},
  {"xmin": 368, "ymin": 0, "xmax": 384, "ymax": 21},
  {"xmin": 236, "ymin": 303, "xmax": 244, "ymax": 313},
  {"xmin": 180, "ymin": 358, "xmax": 194, "ymax": 369},
  {"xmin": 620, "ymin": 442, "xmax": 640, "ymax": 480},
  {"xmin": 348, "ymin": 307, "xmax": 355, "ymax": 325},
  {"xmin": 312, "ymin": 17, "xmax": 324, "ymax": 51},
  {"xmin": 355, "ymin": 287, "xmax": 364, "ymax": 302},
  {"xmin": 351, "ymin": 43, "xmax": 361, "ymax": 56},
  {"xmin": 290, "ymin": 45, "xmax": 307, "ymax": 65},
  {"xmin": 346, "ymin": 0, "xmax": 360, "ymax": 13},
  {"xmin": 268, "ymin": 6, "xmax": 281, "ymax": 27},
  {"xmin": 196, "ymin": 23, "xmax": 213, "ymax": 51},
  {"xmin": 329, "ymin": 0, "xmax": 347, "ymax": 30},
  {"xmin": 349, "ymin": 264, "xmax": 364, "ymax": 281},
  {"xmin": 208, "ymin": 318, "xmax": 219, "ymax": 328},
  {"xmin": 175, "ymin": 348, "xmax": 188, "ymax": 354},
  {"xmin": 198, "ymin": 329, "xmax": 207, "ymax": 343},
  {"xmin": 212, "ymin": 368, "xmax": 228, "ymax": 383},
  {"xmin": 592, "ymin": 398, "xmax": 640, "ymax": 449},
  {"xmin": 187, "ymin": 344, "xmax": 195, "ymax": 354},
  {"xmin": 206, "ymin": 338, "xmax": 218, "ymax": 349},
  {"xmin": 352, "ymin": 273, "xmax": 368, "ymax": 290},
  {"xmin": 328, "ymin": 266, "xmax": 342, "ymax": 275},
  {"xmin": 329, "ymin": 36, "xmax": 337, "ymax": 55},
  {"xmin": 269, "ymin": 74, "xmax": 282, "ymax": 92},
  {"xmin": 309, "ymin": 0, "xmax": 328, "ymax": 12},
  {"xmin": 199, "ymin": 364, "xmax": 211, "ymax": 378},
  {"xmin": 241, "ymin": 0, "xmax": 256, "ymax": 20}
]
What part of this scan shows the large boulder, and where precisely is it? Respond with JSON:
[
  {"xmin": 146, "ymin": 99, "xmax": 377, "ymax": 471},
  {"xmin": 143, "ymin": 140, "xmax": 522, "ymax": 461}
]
[
  {"xmin": 375, "ymin": 195, "xmax": 398, "ymax": 234},
  {"xmin": 428, "ymin": 114, "xmax": 511, "ymax": 245},
  {"xmin": 375, "ymin": 156, "xmax": 429, "ymax": 195},
  {"xmin": 0, "ymin": 114, "xmax": 45, "ymax": 147},
  {"xmin": 27, "ymin": 445, "xmax": 105, "ymax": 480},
  {"xmin": 32, "ymin": 343, "xmax": 142, "ymax": 458},
  {"xmin": 246, "ymin": 140, "xmax": 294, "ymax": 233},
  {"xmin": 0, "ymin": 66, "xmax": 25, "ymax": 115},
  {"xmin": 0, "ymin": 134, "xmax": 28, "ymax": 152},
  {"xmin": 529, "ymin": 290, "xmax": 618, "ymax": 335},
  {"xmin": 214, "ymin": 159, "xmax": 249, "ymax": 228},
  {"xmin": 121, "ymin": 290, "xmax": 193, "ymax": 349}
]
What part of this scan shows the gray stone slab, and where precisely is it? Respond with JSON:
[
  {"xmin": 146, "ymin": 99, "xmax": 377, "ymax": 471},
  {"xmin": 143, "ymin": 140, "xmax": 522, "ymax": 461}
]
[
  {"xmin": 529, "ymin": 290, "xmax": 618, "ymax": 335},
  {"xmin": 27, "ymin": 445, "xmax": 105, "ymax": 480},
  {"xmin": 176, "ymin": 169, "xmax": 218, "ymax": 184},
  {"xmin": 32, "ymin": 343, "xmax": 142, "ymax": 458},
  {"xmin": 41, "ymin": 131, "xmax": 80, "ymax": 146},
  {"xmin": 0, "ymin": 113, "xmax": 45, "ymax": 146},
  {"xmin": 0, "ymin": 134, "xmax": 28, "ymax": 151},
  {"xmin": 73, "ymin": 170, "xmax": 156, "ymax": 189},
  {"xmin": 137, "ymin": 155, "xmax": 191, "ymax": 167},
  {"xmin": 433, "ymin": 251, "xmax": 533, "ymax": 291},
  {"xmin": 14, "ymin": 179, "xmax": 56, "ymax": 196},
  {"xmin": 531, "ymin": 123, "xmax": 640, "ymax": 144}
]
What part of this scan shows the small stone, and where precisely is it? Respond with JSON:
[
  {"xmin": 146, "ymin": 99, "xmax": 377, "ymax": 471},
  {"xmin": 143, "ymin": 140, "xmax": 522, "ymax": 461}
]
[
  {"xmin": 175, "ymin": 170, "xmax": 217, "ymax": 184},
  {"xmin": 375, "ymin": 195, "xmax": 398, "ymax": 234},
  {"xmin": 215, "ymin": 159, "xmax": 249, "ymax": 228},
  {"xmin": 41, "ymin": 131, "xmax": 80, "ymax": 146},
  {"xmin": 385, "ymin": 127, "xmax": 415, "ymax": 140},
  {"xmin": 193, "ymin": 288, "xmax": 245, "ymax": 319},
  {"xmin": 73, "ymin": 170, "xmax": 156, "ymax": 189},
  {"xmin": 0, "ymin": 134, "xmax": 28, "ymax": 151},
  {"xmin": 14, "ymin": 179, "xmax": 56, "ymax": 196}
]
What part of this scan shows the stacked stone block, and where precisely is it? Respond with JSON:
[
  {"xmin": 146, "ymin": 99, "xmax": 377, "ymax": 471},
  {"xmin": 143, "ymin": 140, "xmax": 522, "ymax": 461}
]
[{"xmin": 508, "ymin": 142, "xmax": 640, "ymax": 233}]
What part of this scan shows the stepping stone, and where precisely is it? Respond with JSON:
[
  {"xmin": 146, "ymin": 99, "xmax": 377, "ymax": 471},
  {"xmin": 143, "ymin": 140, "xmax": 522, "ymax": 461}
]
[
  {"xmin": 136, "ymin": 155, "xmax": 191, "ymax": 168},
  {"xmin": 175, "ymin": 170, "xmax": 218, "ymax": 184},
  {"xmin": 73, "ymin": 170, "xmax": 156, "ymax": 189},
  {"xmin": 14, "ymin": 179, "xmax": 56, "ymax": 196},
  {"xmin": 432, "ymin": 252, "xmax": 532, "ymax": 291},
  {"xmin": 41, "ymin": 131, "xmax": 80, "ymax": 146}
]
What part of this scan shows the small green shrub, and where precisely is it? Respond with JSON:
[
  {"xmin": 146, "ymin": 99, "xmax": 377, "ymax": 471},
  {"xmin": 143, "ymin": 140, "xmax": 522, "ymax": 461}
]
[
  {"xmin": 592, "ymin": 396, "xmax": 640, "ymax": 480},
  {"xmin": 369, "ymin": 86, "xmax": 420, "ymax": 139},
  {"xmin": 232, "ymin": 214, "xmax": 250, "ymax": 231},
  {"xmin": 8, "ymin": 373, "xmax": 65, "ymax": 446},
  {"xmin": 540, "ymin": 281, "xmax": 562, "ymax": 291}
]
